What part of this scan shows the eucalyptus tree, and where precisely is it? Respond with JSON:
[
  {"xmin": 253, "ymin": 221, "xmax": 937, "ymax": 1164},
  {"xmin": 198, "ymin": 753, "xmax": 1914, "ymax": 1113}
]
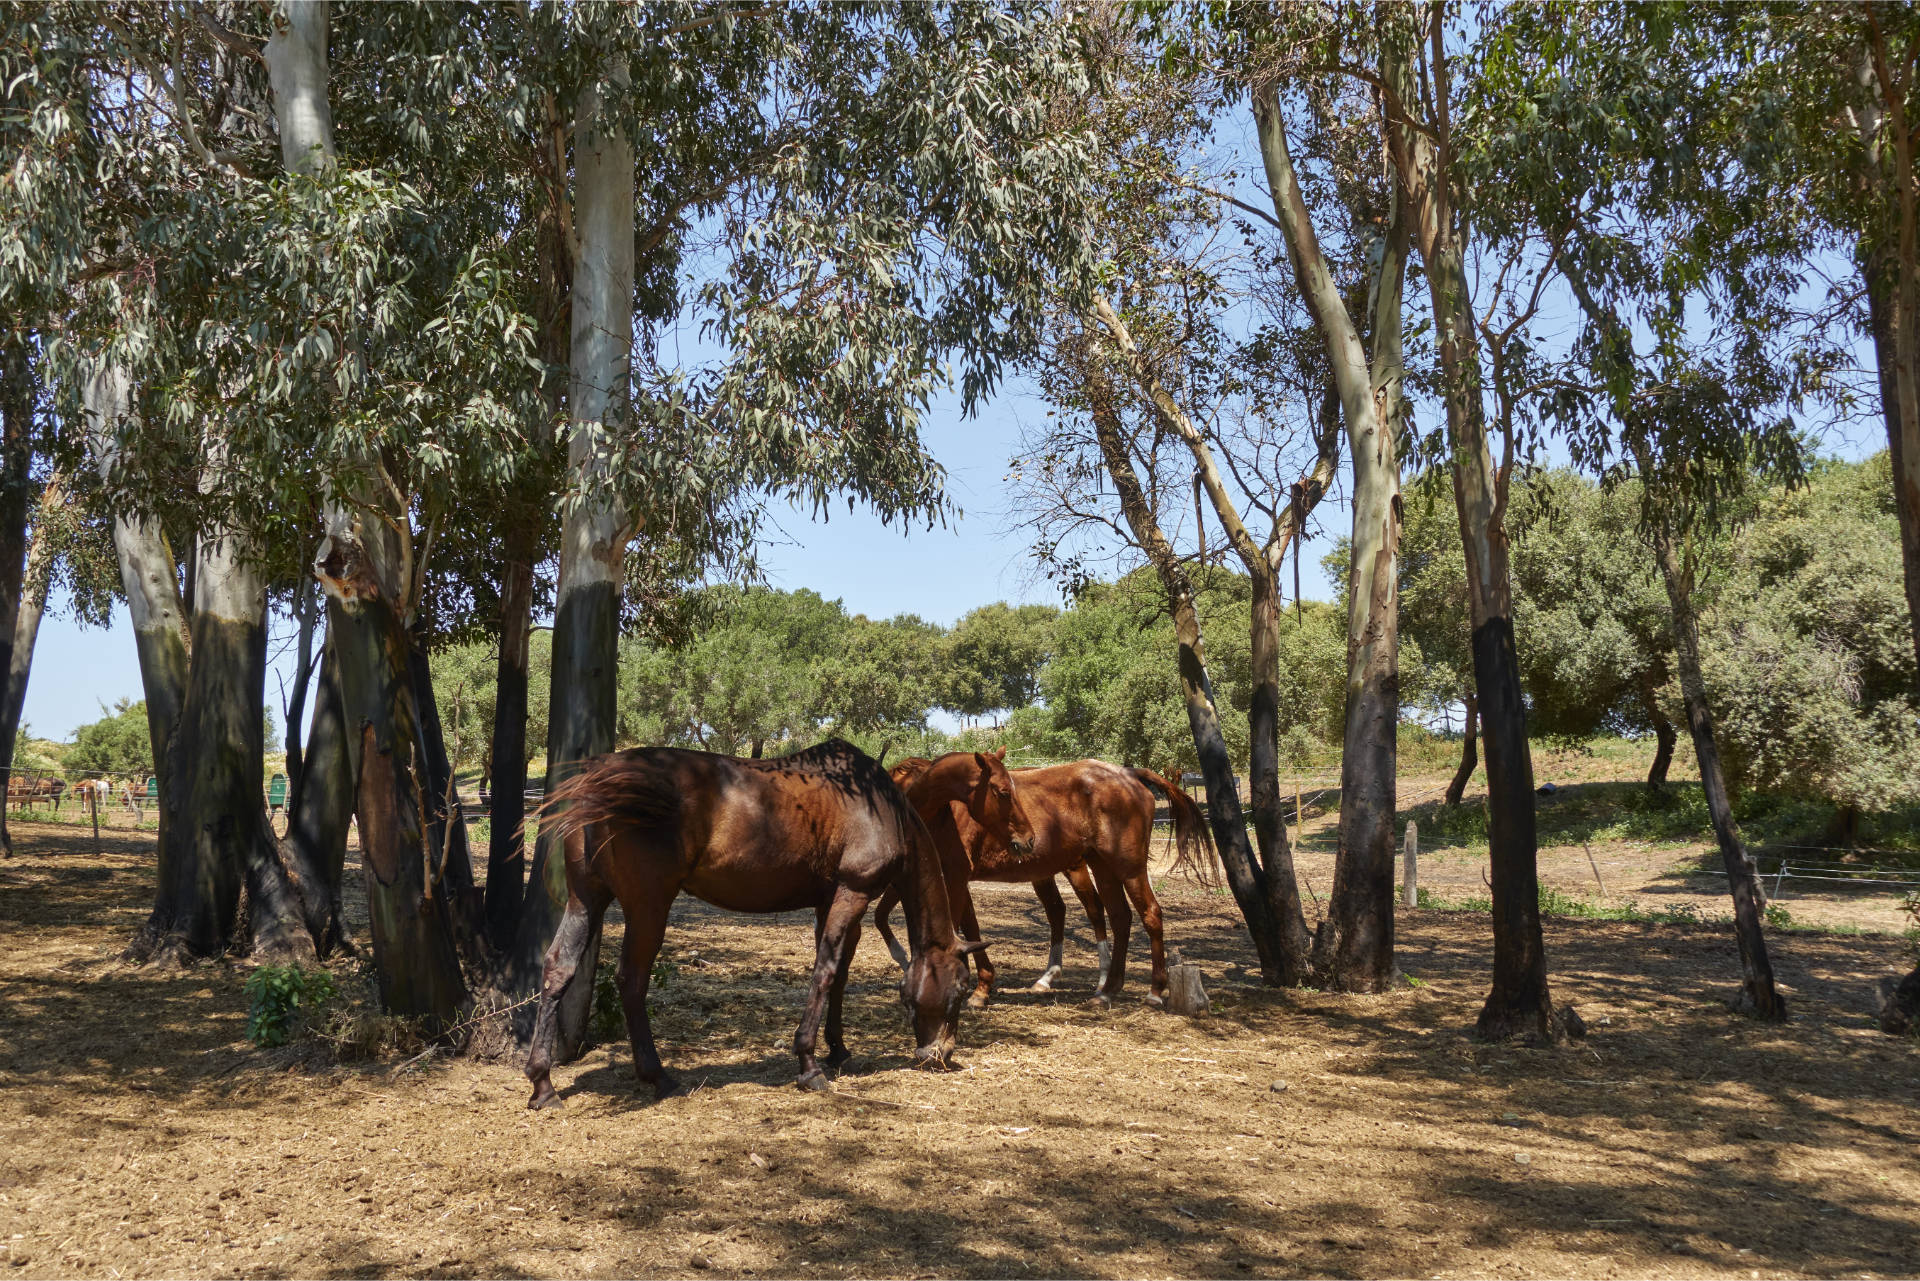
[
  {"xmin": 1232, "ymin": 8, "xmax": 1413, "ymax": 992},
  {"xmin": 1359, "ymin": 3, "xmax": 1569, "ymax": 1039},
  {"xmin": 1475, "ymin": 3, "xmax": 1831, "ymax": 1020},
  {"xmin": 1012, "ymin": 5, "xmax": 1356, "ymax": 985}
]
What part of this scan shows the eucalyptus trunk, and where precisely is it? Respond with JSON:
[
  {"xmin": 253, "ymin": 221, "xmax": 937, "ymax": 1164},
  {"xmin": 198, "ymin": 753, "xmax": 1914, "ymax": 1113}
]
[
  {"xmin": 1091, "ymin": 293, "xmax": 1314, "ymax": 983},
  {"xmin": 1388, "ymin": 50, "xmax": 1554, "ymax": 1037},
  {"xmin": 408, "ymin": 640, "xmax": 487, "ymax": 969},
  {"xmin": 0, "ymin": 341, "xmax": 34, "ymax": 857},
  {"xmin": 510, "ymin": 64, "xmax": 636, "ymax": 1060},
  {"xmin": 0, "ymin": 468, "xmax": 64, "ymax": 855},
  {"xmin": 1445, "ymin": 691, "xmax": 1478, "ymax": 806},
  {"xmin": 317, "ymin": 511, "xmax": 467, "ymax": 1021},
  {"xmin": 273, "ymin": 0, "xmax": 463, "ymax": 1014},
  {"xmin": 1252, "ymin": 82, "xmax": 1407, "ymax": 993},
  {"xmin": 1641, "ymin": 688, "xmax": 1675, "ymax": 794},
  {"xmin": 278, "ymin": 642, "xmax": 351, "ymax": 955},
  {"xmin": 1863, "ymin": 249, "xmax": 1920, "ymax": 690},
  {"xmin": 85, "ymin": 363, "xmax": 192, "ymax": 955},
  {"xmin": 154, "ymin": 504, "xmax": 307, "ymax": 961},
  {"xmin": 1649, "ymin": 531, "xmax": 1785, "ymax": 1019},
  {"xmin": 486, "ymin": 549, "xmax": 534, "ymax": 951},
  {"xmin": 1084, "ymin": 370, "xmax": 1293, "ymax": 985},
  {"xmin": 281, "ymin": 577, "xmax": 319, "ymax": 808}
]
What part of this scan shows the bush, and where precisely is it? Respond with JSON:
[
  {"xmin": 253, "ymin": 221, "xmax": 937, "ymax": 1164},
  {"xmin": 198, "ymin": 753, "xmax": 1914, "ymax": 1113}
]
[{"xmin": 244, "ymin": 965, "xmax": 339, "ymax": 1048}]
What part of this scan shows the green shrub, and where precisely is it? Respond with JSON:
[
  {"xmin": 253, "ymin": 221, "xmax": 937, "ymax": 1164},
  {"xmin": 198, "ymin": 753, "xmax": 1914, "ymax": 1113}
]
[
  {"xmin": 1764, "ymin": 901, "xmax": 1793, "ymax": 929},
  {"xmin": 244, "ymin": 965, "xmax": 338, "ymax": 1048}
]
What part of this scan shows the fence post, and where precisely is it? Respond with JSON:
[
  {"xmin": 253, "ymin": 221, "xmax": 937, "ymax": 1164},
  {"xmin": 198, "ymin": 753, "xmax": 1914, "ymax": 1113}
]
[
  {"xmin": 1402, "ymin": 820, "xmax": 1418, "ymax": 908},
  {"xmin": 89, "ymin": 784, "xmax": 100, "ymax": 849}
]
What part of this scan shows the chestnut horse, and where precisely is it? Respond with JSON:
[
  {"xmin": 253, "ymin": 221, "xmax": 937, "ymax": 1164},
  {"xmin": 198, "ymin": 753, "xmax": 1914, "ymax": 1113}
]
[
  {"xmin": 526, "ymin": 739, "xmax": 983, "ymax": 1106},
  {"xmin": 875, "ymin": 758, "xmax": 1213, "ymax": 1007}
]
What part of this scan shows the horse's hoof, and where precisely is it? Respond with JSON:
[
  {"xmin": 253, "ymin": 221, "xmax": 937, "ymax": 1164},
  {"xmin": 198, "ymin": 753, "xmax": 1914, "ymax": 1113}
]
[
  {"xmin": 965, "ymin": 991, "xmax": 990, "ymax": 1010},
  {"xmin": 646, "ymin": 1075, "xmax": 684, "ymax": 1100},
  {"xmin": 795, "ymin": 1070, "xmax": 833, "ymax": 1093},
  {"xmin": 1145, "ymin": 992, "xmax": 1166, "ymax": 1010},
  {"xmin": 824, "ymin": 1046, "xmax": 852, "ymax": 1070},
  {"xmin": 527, "ymin": 1087, "xmax": 564, "ymax": 1111},
  {"xmin": 1028, "ymin": 982, "xmax": 1054, "ymax": 994},
  {"xmin": 1084, "ymin": 994, "xmax": 1112, "ymax": 1011}
]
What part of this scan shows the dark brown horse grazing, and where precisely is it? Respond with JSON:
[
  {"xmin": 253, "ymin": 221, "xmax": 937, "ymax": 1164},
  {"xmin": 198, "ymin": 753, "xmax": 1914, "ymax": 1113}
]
[
  {"xmin": 875, "ymin": 759, "xmax": 1213, "ymax": 1007},
  {"xmin": 525, "ymin": 739, "xmax": 982, "ymax": 1107}
]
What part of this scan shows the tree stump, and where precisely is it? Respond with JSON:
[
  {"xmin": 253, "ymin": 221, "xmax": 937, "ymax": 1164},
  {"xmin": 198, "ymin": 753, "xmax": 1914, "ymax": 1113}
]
[{"xmin": 1166, "ymin": 963, "xmax": 1209, "ymax": 1017}]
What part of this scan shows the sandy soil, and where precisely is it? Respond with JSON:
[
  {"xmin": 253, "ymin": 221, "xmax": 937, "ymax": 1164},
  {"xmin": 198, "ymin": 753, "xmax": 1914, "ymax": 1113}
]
[{"xmin": 2, "ymin": 820, "xmax": 1918, "ymax": 1280}]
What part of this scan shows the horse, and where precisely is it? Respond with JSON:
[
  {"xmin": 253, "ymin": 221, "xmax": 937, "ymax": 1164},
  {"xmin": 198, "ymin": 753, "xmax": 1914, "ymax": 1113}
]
[
  {"xmin": 874, "ymin": 758, "xmax": 1213, "ymax": 1008},
  {"xmin": 525, "ymin": 739, "xmax": 985, "ymax": 1108}
]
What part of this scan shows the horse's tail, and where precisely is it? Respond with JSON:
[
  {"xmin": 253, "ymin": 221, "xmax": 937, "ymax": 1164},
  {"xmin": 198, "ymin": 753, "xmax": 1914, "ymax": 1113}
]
[
  {"xmin": 527, "ymin": 750, "xmax": 678, "ymax": 855},
  {"xmin": 1130, "ymin": 767, "xmax": 1219, "ymax": 886}
]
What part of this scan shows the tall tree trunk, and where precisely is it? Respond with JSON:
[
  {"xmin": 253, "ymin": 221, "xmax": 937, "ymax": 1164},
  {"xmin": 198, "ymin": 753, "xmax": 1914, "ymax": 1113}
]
[
  {"xmin": 273, "ymin": 0, "xmax": 463, "ymax": 1012},
  {"xmin": 1641, "ymin": 686, "xmax": 1675, "ymax": 793},
  {"xmin": 157, "ymin": 494, "xmax": 306, "ymax": 961},
  {"xmin": 509, "ymin": 62, "xmax": 636, "ymax": 1059},
  {"xmin": 318, "ymin": 511, "xmax": 468, "ymax": 1020},
  {"xmin": 1863, "ymin": 248, "xmax": 1920, "ymax": 690},
  {"xmin": 1083, "ymin": 363, "xmax": 1292, "ymax": 985},
  {"xmin": 408, "ymin": 638, "xmax": 487, "ymax": 970},
  {"xmin": 0, "ymin": 340, "xmax": 36, "ymax": 858},
  {"xmin": 1251, "ymin": 81, "xmax": 1409, "ymax": 992},
  {"xmin": 1090, "ymin": 293, "xmax": 1315, "ymax": 983},
  {"xmin": 485, "ymin": 549, "xmax": 533, "ymax": 952},
  {"xmin": 281, "ymin": 575, "xmax": 319, "ymax": 810},
  {"xmin": 1445, "ymin": 691, "xmax": 1479, "ymax": 806},
  {"xmin": 1387, "ymin": 27, "xmax": 1554, "ymax": 1040},
  {"xmin": 1313, "ymin": 369, "xmax": 1402, "ymax": 994},
  {"xmin": 278, "ymin": 641, "xmax": 351, "ymax": 955},
  {"xmin": 0, "ymin": 468, "xmax": 65, "ymax": 856},
  {"xmin": 85, "ymin": 362, "xmax": 192, "ymax": 956},
  {"xmin": 1649, "ymin": 530, "xmax": 1786, "ymax": 1019}
]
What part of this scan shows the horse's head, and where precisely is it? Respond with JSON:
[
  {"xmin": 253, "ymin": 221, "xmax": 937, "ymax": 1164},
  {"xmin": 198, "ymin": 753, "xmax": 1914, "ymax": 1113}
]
[
  {"xmin": 968, "ymin": 747, "xmax": 1034, "ymax": 858},
  {"xmin": 900, "ymin": 937, "xmax": 986, "ymax": 1068}
]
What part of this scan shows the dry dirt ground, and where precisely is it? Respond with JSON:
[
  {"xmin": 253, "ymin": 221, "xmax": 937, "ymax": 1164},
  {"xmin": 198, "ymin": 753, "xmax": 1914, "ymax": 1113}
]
[{"xmin": 2, "ymin": 820, "xmax": 1918, "ymax": 1280}]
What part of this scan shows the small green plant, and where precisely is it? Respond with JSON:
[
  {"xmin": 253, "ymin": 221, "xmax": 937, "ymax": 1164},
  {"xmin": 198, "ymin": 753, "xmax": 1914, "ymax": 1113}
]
[
  {"xmin": 589, "ymin": 955, "xmax": 678, "ymax": 1042},
  {"xmin": 1764, "ymin": 901, "xmax": 1793, "ymax": 929},
  {"xmin": 244, "ymin": 964, "xmax": 338, "ymax": 1048}
]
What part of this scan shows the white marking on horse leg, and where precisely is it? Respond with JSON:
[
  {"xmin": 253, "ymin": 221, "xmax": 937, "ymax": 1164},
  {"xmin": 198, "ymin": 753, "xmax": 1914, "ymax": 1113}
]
[
  {"xmin": 1095, "ymin": 939, "xmax": 1112, "ymax": 991},
  {"xmin": 1030, "ymin": 940, "xmax": 1065, "ymax": 992}
]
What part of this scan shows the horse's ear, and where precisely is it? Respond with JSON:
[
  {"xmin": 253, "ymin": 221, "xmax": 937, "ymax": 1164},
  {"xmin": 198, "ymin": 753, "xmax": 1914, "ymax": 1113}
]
[
  {"xmin": 955, "ymin": 939, "xmax": 990, "ymax": 957},
  {"xmin": 992, "ymin": 746, "xmax": 1006, "ymax": 761}
]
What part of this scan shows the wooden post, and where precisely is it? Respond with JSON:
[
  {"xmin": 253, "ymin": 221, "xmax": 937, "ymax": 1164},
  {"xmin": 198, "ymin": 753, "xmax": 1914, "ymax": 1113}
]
[
  {"xmin": 1402, "ymin": 820, "xmax": 1418, "ymax": 908},
  {"xmin": 89, "ymin": 783, "xmax": 100, "ymax": 849}
]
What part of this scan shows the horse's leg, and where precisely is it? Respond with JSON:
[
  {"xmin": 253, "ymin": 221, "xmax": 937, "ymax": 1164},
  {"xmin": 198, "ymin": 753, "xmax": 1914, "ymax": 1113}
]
[
  {"xmin": 870, "ymin": 884, "xmax": 909, "ymax": 972},
  {"xmin": 957, "ymin": 883, "xmax": 995, "ymax": 1009},
  {"xmin": 1065, "ymin": 860, "xmax": 1110, "ymax": 990},
  {"xmin": 819, "ymin": 901, "xmax": 862, "ymax": 1071},
  {"xmin": 1086, "ymin": 860, "xmax": 1132, "ymax": 1007},
  {"xmin": 525, "ymin": 882, "xmax": 613, "ymax": 1110},
  {"xmin": 794, "ymin": 886, "xmax": 869, "ymax": 1091},
  {"xmin": 1122, "ymin": 872, "xmax": 1169, "ymax": 1008},
  {"xmin": 616, "ymin": 882, "xmax": 680, "ymax": 1098},
  {"xmin": 1029, "ymin": 877, "xmax": 1067, "ymax": 992}
]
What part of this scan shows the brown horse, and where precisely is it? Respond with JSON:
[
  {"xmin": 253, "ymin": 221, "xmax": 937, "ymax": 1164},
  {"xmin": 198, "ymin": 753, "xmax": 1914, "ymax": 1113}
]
[
  {"xmin": 875, "ymin": 759, "xmax": 1213, "ymax": 1007},
  {"xmin": 525, "ymin": 739, "xmax": 982, "ymax": 1107}
]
